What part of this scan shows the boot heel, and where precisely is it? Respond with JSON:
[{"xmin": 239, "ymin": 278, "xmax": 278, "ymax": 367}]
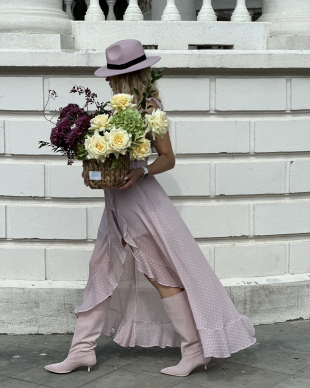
[
  {"xmin": 204, "ymin": 364, "xmax": 207, "ymax": 370},
  {"xmin": 87, "ymin": 366, "xmax": 91, "ymax": 372}
]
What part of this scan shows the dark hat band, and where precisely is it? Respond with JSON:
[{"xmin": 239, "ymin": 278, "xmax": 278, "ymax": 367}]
[{"xmin": 107, "ymin": 54, "xmax": 147, "ymax": 70}]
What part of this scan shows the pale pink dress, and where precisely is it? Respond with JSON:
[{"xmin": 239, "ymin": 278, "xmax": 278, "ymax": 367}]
[{"xmin": 75, "ymin": 97, "xmax": 256, "ymax": 358}]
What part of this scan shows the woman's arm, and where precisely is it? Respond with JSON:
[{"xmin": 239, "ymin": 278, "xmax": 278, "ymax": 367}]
[{"xmin": 117, "ymin": 100, "xmax": 175, "ymax": 190}]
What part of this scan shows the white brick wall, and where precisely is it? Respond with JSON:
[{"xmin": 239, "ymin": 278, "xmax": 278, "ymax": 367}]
[
  {"xmin": 0, "ymin": 163, "xmax": 45, "ymax": 197},
  {"xmin": 155, "ymin": 162, "xmax": 210, "ymax": 196},
  {"xmin": 291, "ymin": 78, "xmax": 310, "ymax": 110},
  {"xmin": 46, "ymin": 248, "xmax": 92, "ymax": 281},
  {"xmin": 0, "ymin": 205, "xmax": 6, "ymax": 238},
  {"xmin": 0, "ymin": 121, "xmax": 4, "ymax": 154},
  {"xmin": 0, "ymin": 247, "xmax": 45, "ymax": 280},
  {"xmin": 254, "ymin": 119, "xmax": 310, "ymax": 152},
  {"xmin": 215, "ymin": 78, "xmax": 287, "ymax": 111},
  {"xmin": 176, "ymin": 203, "xmax": 249, "ymax": 238},
  {"xmin": 6, "ymin": 120, "xmax": 52, "ymax": 155},
  {"xmin": 214, "ymin": 243, "xmax": 287, "ymax": 279},
  {"xmin": 1, "ymin": 73, "xmax": 310, "ymax": 283},
  {"xmin": 8, "ymin": 205, "xmax": 86, "ymax": 239},
  {"xmin": 215, "ymin": 161, "xmax": 286, "ymax": 195},
  {"xmin": 0, "ymin": 77, "xmax": 43, "ymax": 111},
  {"xmin": 176, "ymin": 119, "xmax": 250, "ymax": 154},
  {"xmin": 157, "ymin": 77, "xmax": 210, "ymax": 111}
]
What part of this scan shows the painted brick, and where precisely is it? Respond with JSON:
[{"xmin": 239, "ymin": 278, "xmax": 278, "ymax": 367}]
[
  {"xmin": 198, "ymin": 244, "xmax": 213, "ymax": 269},
  {"xmin": 155, "ymin": 162, "xmax": 210, "ymax": 196},
  {"xmin": 291, "ymin": 78, "xmax": 310, "ymax": 110},
  {"xmin": 0, "ymin": 163, "xmax": 44, "ymax": 197},
  {"xmin": 0, "ymin": 121, "xmax": 4, "ymax": 153},
  {"xmin": 47, "ymin": 77, "xmax": 111, "ymax": 111},
  {"xmin": 0, "ymin": 247, "xmax": 45, "ymax": 280},
  {"xmin": 0, "ymin": 205, "xmax": 5, "ymax": 238},
  {"xmin": 214, "ymin": 243, "xmax": 286, "ymax": 278},
  {"xmin": 216, "ymin": 161, "xmax": 285, "ymax": 195},
  {"xmin": 290, "ymin": 241, "xmax": 310, "ymax": 274},
  {"xmin": 6, "ymin": 120, "xmax": 53, "ymax": 155},
  {"xmin": 157, "ymin": 77, "xmax": 209, "ymax": 111},
  {"xmin": 46, "ymin": 248, "xmax": 93, "ymax": 281},
  {"xmin": 176, "ymin": 119, "xmax": 250, "ymax": 154},
  {"xmin": 290, "ymin": 160, "xmax": 310, "ymax": 193},
  {"xmin": 255, "ymin": 202, "xmax": 310, "ymax": 236},
  {"xmin": 87, "ymin": 206, "xmax": 105, "ymax": 239},
  {"xmin": 48, "ymin": 164, "xmax": 105, "ymax": 198},
  {"xmin": 0, "ymin": 77, "xmax": 43, "ymax": 111},
  {"xmin": 9, "ymin": 205, "xmax": 86, "ymax": 239},
  {"xmin": 215, "ymin": 78, "xmax": 286, "ymax": 111},
  {"xmin": 255, "ymin": 119, "xmax": 310, "ymax": 152},
  {"xmin": 175, "ymin": 203, "xmax": 249, "ymax": 238}
]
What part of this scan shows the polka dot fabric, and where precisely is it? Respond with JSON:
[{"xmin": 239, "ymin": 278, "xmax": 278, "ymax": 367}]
[{"xmin": 74, "ymin": 97, "xmax": 256, "ymax": 358}]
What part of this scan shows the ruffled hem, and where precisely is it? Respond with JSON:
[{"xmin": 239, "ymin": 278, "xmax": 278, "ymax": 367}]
[
  {"xmin": 198, "ymin": 315, "xmax": 256, "ymax": 358},
  {"xmin": 101, "ymin": 308, "xmax": 182, "ymax": 349}
]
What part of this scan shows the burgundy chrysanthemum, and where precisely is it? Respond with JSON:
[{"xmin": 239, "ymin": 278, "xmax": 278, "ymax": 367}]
[
  {"xmin": 56, "ymin": 116, "xmax": 72, "ymax": 133},
  {"xmin": 59, "ymin": 103, "xmax": 85, "ymax": 119},
  {"xmin": 64, "ymin": 127, "xmax": 84, "ymax": 148},
  {"xmin": 75, "ymin": 114, "xmax": 91, "ymax": 131},
  {"xmin": 50, "ymin": 126, "xmax": 66, "ymax": 147}
]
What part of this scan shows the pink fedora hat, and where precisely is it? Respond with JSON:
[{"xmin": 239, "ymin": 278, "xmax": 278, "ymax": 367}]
[{"xmin": 94, "ymin": 39, "xmax": 161, "ymax": 78}]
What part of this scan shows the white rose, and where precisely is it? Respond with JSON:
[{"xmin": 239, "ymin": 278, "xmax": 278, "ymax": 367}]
[
  {"xmin": 129, "ymin": 137, "xmax": 152, "ymax": 161},
  {"xmin": 89, "ymin": 114, "xmax": 110, "ymax": 132},
  {"xmin": 106, "ymin": 126, "xmax": 132, "ymax": 159},
  {"xmin": 145, "ymin": 109, "xmax": 169, "ymax": 140},
  {"xmin": 84, "ymin": 130, "xmax": 110, "ymax": 162},
  {"xmin": 108, "ymin": 93, "xmax": 136, "ymax": 113}
]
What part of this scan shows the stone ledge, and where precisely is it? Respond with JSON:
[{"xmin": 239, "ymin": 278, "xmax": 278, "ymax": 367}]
[
  {"xmin": 1, "ymin": 49, "xmax": 310, "ymax": 69},
  {"xmin": 1, "ymin": 274, "xmax": 309, "ymax": 334}
]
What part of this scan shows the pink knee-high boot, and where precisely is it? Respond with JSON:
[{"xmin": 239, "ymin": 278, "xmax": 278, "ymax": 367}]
[
  {"xmin": 160, "ymin": 290, "xmax": 211, "ymax": 377},
  {"xmin": 44, "ymin": 297, "xmax": 111, "ymax": 374}
]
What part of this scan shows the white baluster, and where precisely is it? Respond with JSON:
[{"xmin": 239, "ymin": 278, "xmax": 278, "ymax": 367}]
[
  {"xmin": 85, "ymin": 0, "xmax": 105, "ymax": 21},
  {"xmin": 123, "ymin": 0, "xmax": 143, "ymax": 21},
  {"xmin": 106, "ymin": 0, "xmax": 116, "ymax": 20},
  {"xmin": 64, "ymin": 0, "xmax": 74, "ymax": 19},
  {"xmin": 197, "ymin": 0, "xmax": 217, "ymax": 21},
  {"xmin": 231, "ymin": 0, "xmax": 251, "ymax": 22},
  {"xmin": 161, "ymin": 0, "xmax": 181, "ymax": 21},
  {"xmin": 85, "ymin": 0, "xmax": 90, "ymax": 7}
]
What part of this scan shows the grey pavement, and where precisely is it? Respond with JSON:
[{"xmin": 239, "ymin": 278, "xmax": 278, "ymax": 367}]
[{"xmin": 1, "ymin": 319, "xmax": 310, "ymax": 388}]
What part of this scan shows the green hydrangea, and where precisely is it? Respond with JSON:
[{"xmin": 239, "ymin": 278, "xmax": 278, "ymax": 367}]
[{"xmin": 109, "ymin": 109, "xmax": 145, "ymax": 140}]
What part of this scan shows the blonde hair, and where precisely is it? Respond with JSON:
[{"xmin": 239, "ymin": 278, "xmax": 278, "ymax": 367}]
[{"xmin": 109, "ymin": 67, "xmax": 162, "ymax": 106}]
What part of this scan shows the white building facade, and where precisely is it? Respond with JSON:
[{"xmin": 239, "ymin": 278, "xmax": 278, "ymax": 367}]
[{"xmin": 1, "ymin": 0, "xmax": 310, "ymax": 334}]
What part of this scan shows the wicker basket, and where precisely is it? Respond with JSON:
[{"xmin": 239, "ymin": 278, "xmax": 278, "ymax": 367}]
[{"xmin": 83, "ymin": 154, "xmax": 131, "ymax": 189}]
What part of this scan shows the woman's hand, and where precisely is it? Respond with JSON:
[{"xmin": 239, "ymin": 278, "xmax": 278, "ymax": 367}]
[
  {"xmin": 81, "ymin": 171, "xmax": 89, "ymax": 187},
  {"xmin": 117, "ymin": 168, "xmax": 144, "ymax": 190}
]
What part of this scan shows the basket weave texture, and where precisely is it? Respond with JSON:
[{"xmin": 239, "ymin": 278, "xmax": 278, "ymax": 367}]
[{"xmin": 83, "ymin": 154, "xmax": 131, "ymax": 189}]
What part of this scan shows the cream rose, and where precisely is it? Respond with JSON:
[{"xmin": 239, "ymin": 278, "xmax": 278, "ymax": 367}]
[
  {"xmin": 106, "ymin": 126, "xmax": 132, "ymax": 159},
  {"xmin": 130, "ymin": 137, "xmax": 152, "ymax": 161},
  {"xmin": 145, "ymin": 109, "xmax": 169, "ymax": 140},
  {"xmin": 84, "ymin": 130, "xmax": 110, "ymax": 162},
  {"xmin": 108, "ymin": 94, "xmax": 136, "ymax": 113},
  {"xmin": 89, "ymin": 114, "xmax": 110, "ymax": 132}
]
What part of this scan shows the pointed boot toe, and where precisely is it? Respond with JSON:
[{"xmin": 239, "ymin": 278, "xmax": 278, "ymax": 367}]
[{"xmin": 44, "ymin": 351, "xmax": 96, "ymax": 374}]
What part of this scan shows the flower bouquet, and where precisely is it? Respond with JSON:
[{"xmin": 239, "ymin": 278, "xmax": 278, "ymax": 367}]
[{"xmin": 38, "ymin": 68, "xmax": 169, "ymax": 189}]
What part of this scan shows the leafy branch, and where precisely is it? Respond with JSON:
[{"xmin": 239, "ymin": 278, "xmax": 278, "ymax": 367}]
[{"xmin": 133, "ymin": 67, "xmax": 165, "ymax": 117}]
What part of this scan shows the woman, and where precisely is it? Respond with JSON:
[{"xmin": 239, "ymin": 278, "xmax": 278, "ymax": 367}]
[{"xmin": 44, "ymin": 39, "xmax": 256, "ymax": 377}]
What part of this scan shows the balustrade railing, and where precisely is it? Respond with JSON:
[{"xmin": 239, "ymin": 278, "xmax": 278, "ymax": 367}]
[{"xmin": 64, "ymin": 0, "xmax": 261, "ymax": 22}]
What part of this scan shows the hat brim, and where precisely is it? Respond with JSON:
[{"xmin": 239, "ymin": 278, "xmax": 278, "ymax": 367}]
[{"xmin": 94, "ymin": 56, "xmax": 161, "ymax": 78}]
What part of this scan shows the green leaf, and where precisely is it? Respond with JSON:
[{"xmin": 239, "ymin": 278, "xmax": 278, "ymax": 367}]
[{"xmin": 133, "ymin": 88, "xmax": 140, "ymax": 96}]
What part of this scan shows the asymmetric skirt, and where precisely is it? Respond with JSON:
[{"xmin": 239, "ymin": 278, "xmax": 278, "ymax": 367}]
[{"xmin": 75, "ymin": 157, "xmax": 256, "ymax": 358}]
